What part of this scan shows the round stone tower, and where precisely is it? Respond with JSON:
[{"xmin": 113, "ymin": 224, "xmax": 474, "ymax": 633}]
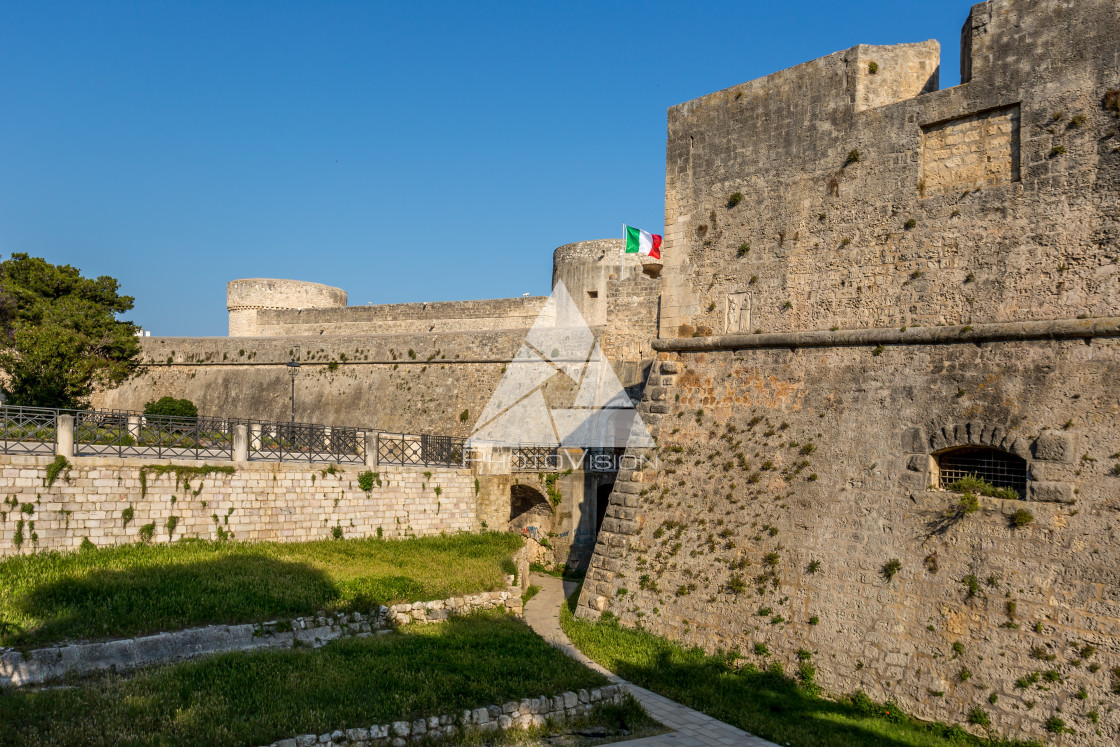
[
  {"xmin": 227, "ymin": 278, "xmax": 348, "ymax": 336},
  {"xmin": 552, "ymin": 239, "xmax": 650, "ymax": 328}
]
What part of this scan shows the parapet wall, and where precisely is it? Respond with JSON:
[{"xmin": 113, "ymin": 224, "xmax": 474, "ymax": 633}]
[
  {"xmin": 251, "ymin": 296, "xmax": 548, "ymax": 337},
  {"xmin": 0, "ymin": 455, "xmax": 476, "ymax": 557},
  {"xmin": 658, "ymin": 0, "xmax": 1120, "ymax": 339}
]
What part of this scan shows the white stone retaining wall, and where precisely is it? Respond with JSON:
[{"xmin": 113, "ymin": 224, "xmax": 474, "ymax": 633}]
[
  {"xmin": 263, "ymin": 684, "xmax": 627, "ymax": 747},
  {"xmin": 0, "ymin": 454, "xmax": 477, "ymax": 557},
  {"xmin": 1, "ymin": 589, "xmax": 522, "ymax": 688}
]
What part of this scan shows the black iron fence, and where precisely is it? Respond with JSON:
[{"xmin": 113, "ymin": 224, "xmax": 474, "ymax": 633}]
[
  {"xmin": 511, "ymin": 445, "xmax": 560, "ymax": 471},
  {"xmin": 377, "ymin": 432, "xmax": 465, "ymax": 468},
  {"xmin": 0, "ymin": 405, "xmax": 59, "ymax": 456},
  {"xmin": 74, "ymin": 410, "xmax": 236, "ymax": 460},
  {"xmin": 248, "ymin": 422, "xmax": 365, "ymax": 464},
  {"xmin": 0, "ymin": 405, "xmax": 627, "ymax": 472}
]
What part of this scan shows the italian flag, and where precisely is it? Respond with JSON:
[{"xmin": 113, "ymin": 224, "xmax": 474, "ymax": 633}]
[{"xmin": 624, "ymin": 225, "xmax": 662, "ymax": 260}]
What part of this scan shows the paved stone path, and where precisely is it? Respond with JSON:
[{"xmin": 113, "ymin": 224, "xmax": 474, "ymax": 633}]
[{"xmin": 523, "ymin": 574, "xmax": 777, "ymax": 747}]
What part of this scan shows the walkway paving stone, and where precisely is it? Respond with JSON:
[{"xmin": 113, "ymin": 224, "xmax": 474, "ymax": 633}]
[{"xmin": 523, "ymin": 574, "xmax": 778, "ymax": 747}]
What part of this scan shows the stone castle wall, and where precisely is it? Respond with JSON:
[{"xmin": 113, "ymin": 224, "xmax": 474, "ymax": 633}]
[
  {"xmin": 576, "ymin": 0, "xmax": 1120, "ymax": 743},
  {"xmin": 0, "ymin": 454, "xmax": 477, "ymax": 558},
  {"xmin": 93, "ymin": 332, "xmax": 526, "ymax": 432},
  {"xmin": 580, "ymin": 333, "xmax": 1120, "ymax": 743},
  {"xmin": 656, "ymin": 0, "xmax": 1120, "ymax": 339},
  {"xmin": 249, "ymin": 297, "xmax": 549, "ymax": 337}
]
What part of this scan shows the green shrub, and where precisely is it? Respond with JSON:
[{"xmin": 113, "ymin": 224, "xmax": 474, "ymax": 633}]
[
  {"xmin": 966, "ymin": 706, "xmax": 990, "ymax": 727},
  {"xmin": 138, "ymin": 523, "xmax": 155, "ymax": 543},
  {"xmin": 881, "ymin": 559, "xmax": 902, "ymax": 581},
  {"xmin": 1009, "ymin": 509, "xmax": 1034, "ymax": 528},
  {"xmin": 1045, "ymin": 716, "xmax": 1065, "ymax": 734},
  {"xmin": 357, "ymin": 471, "xmax": 381, "ymax": 492},
  {"xmin": 845, "ymin": 149, "xmax": 861, "ymax": 164},
  {"xmin": 45, "ymin": 455, "xmax": 71, "ymax": 487},
  {"xmin": 867, "ymin": 61, "xmax": 879, "ymax": 74},
  {"xmin": 946, "ymin": 474, "xmax": 1020, "ymax": 500},
  {"xmin": 143, "ymin": 396, "xmax": 198, "ymax": 418},
  {"xmin": 727, "ymin": 192, "xmax": 744, "ymax": 208}
]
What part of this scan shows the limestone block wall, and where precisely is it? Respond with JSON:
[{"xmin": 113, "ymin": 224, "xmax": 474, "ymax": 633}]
[
  {"xmin": 658, "ymin": 0, "xmax": 1120, "ymax": 339},
  {"xmin": 251, "ymin": 297, "xmax": 548, "ymax": 337},
  {"xmin": 578, "ymin": 334, "xmax": 1120, "ymax": 744},
  {"xmin": 93, "ymin": 331, "xmax": 527, "ymax": 433},
  {"xmin": 93, "ymin": 321, "xmax": 646, "ymax": 434},
  {"xmin": 0, "ymin": 455, "xmax": 477, "ymax": 557}
]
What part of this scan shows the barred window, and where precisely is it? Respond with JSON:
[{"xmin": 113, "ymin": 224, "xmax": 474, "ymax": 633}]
[{"xmin": 936, "ymin": 446, "xmax": 1027, "ymax": 497}]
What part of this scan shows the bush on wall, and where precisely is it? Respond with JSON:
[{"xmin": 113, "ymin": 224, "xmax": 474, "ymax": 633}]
[{"xmin": 144, "ymin": 396, "xmax": 198, "ymax": 418}]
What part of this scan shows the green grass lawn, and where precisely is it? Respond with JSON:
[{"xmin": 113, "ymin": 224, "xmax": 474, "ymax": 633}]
[
  {"xmin": 0, "ymin": 533, "xmax": 522, "ymax": 647},
  {"xmin": 560, "ymin": 591, "xmax": 1039, "ymax": 747},
  {"xmin": 0, "ymin": 612, "xmax": 610, "ymax": 747}
]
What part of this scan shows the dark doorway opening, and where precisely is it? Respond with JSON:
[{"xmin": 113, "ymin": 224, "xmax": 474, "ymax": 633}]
[
  {"xmin": 509, "ymin": 484, "xmax": 551, "ymax": 532},
  {"xmin": 596, "ymin": 484, "xmax": 614, "ymax": 532}
]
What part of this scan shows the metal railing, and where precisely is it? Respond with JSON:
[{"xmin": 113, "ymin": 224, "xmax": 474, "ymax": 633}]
[
  {"xmin": 0, "ymin": 405, "xmax": 59, "ymax": 456},
  {"xmin": 511, "ymin": 445, "xmax": 560, "ymax": 471},
  {"xmin": 377, "ymin": 432, "xmax": 465, "ymax": 468},
  {"xmin": 249, "ymin": 422, "xmax": 365, "ymax": 464},
  {"xmin": 74, "ymin": 411, "xmax": 236, "ymax": 460}
]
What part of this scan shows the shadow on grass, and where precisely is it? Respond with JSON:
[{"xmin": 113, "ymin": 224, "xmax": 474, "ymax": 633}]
[
  {"xmin": 0, "ymin": 612, "xmax": 609, "ymax": 747},
  {"xmin": 12, "ymin": 555, "xmax": 340, "ymax": 646},
  {"xmin": 560, "ymin": 590, "xmax": 1036, "ymax": 747},
  {"xmin": 1, "ymin": 534, "xmax": 524, "ymax": 648}
]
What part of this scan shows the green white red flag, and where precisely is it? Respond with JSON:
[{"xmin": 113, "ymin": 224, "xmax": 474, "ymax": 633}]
[{"xmin": 624, "ymin": 225, "xmax": 662, "ymax": 260}]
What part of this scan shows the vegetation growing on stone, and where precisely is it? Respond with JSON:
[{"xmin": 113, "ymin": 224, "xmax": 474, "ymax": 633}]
[
  {"xmin": 881, "ymin": 558, "xmax": 902, "ymax": 581},
  {"xmin": 357, "ymin": 470, "xmax": 381, "ymax": 492},
  {"xmin": 44, "ymin": 455, "xmax": 71, "ymax": 488},
  {"xmin": 947, "ymin": 474, "xmax": 1020, "ymax": 500}
]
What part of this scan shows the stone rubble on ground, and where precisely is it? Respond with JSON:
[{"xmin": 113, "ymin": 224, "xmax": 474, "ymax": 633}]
[
  {"xmin": 262, "ymin": 685, "xmax": 626, "ymax": 747},
  {"xmin": 1, "ymin": 589, "xmax": 522, "ymax": 688}
]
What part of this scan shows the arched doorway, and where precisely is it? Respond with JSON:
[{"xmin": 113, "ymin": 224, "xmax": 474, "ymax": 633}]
[{"xmin": 509, "ymin": 484, "xmax": 552, "ymax": 537}]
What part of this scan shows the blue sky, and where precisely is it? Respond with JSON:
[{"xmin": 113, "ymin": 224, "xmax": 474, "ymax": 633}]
[{"xmin": 1, "ymin": 1, "xmax": 976, "ymax": 336}]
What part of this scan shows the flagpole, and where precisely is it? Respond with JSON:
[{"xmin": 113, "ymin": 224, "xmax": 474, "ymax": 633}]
[{"xmin": 620, "ymin": 224, "xmax": 626, "ymax": 282}]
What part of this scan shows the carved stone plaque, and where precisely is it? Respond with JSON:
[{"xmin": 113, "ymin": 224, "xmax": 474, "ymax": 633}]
[{"xmin": 726, "ymin": 292, "xmax": 751, "ymax": 333}]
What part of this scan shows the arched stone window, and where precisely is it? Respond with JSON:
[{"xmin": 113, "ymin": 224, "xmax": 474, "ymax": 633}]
[{"xmin": 935, "ymin": 446, "xmax": 1027, "ymax": 497}]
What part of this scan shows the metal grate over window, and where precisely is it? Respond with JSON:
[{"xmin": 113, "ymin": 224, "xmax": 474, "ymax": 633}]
[{"xmin": 937, "ymin": 446, "xmax": 1027, "ymax": 496}]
